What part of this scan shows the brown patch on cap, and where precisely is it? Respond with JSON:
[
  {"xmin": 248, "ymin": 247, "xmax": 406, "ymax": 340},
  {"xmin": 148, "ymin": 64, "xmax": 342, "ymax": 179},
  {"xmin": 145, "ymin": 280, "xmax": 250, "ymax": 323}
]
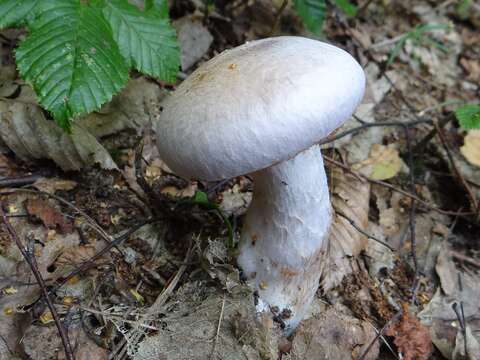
[
  {"xmin": 280, "ymin": 267, "xmax": 300, "ymax": 278},
  {"xmin": 251, "ymin": 233, "xmax": 258, "ymax": 246}
]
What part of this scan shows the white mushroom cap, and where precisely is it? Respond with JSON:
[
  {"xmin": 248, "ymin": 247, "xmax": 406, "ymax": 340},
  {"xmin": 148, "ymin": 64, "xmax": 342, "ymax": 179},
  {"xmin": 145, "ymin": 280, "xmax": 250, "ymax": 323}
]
[{"xmin": 156, "ymin": 36, "xmax": 365, "ymax": 181}]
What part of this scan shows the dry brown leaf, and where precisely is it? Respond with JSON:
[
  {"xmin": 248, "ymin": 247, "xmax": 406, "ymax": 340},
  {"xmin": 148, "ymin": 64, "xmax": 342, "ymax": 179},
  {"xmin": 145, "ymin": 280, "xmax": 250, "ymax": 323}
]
[
  {"xmin": 291, "ymin": 303, "xmax": 379, "ymax": 360},
  {"xmin": 387, "ymin": 304, "xmax": 433, "ymax": 360},
  {"xmin": 25, "ymin": 198, "xmax": 73, "ymax": 234},
  {"xmin": 353, "ymin": 144, "xmax": 403, "ymax": 180},
  {"xmin": 32, "ymin": 177, "xmax": 77, "ymax": 194},
  {"xmin": 460, "ymin": 130, "xmax": 480, "ymax": 167},
  {"xmin": 323, "ymin": 167, "xmax": 370, "ymax": 290},
  {"xmin": 460, "ymin": 57, "xmax": 480, "ymax": 82},
  {"xmin": 0, "ymin": 99, "xmax": 117, "ymax": 171},
  {"xmin": 56, "ymin": 244, "xmax": 99, "ymax": 267}
]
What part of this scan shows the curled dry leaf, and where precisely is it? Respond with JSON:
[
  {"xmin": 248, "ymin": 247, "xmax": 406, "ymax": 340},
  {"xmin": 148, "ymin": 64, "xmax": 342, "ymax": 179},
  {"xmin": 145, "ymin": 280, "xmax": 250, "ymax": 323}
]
[
  {"xmin": 32, "ymin": 177, "xmax": 77, "ymax": 194},
  {"xmin": 460, "ymin": 130, "xmax": 480, "ymax": 167},
  {"xmin": 323, "ymin": 166, "xmax": 370, "ymax": 290},
  {"xmin": 0, "ymin": 99, "xmax": 117, "ymax": 171},
  {"xmin": 386, "ymin": 304, "xmax": 433, "ymax": 360},
  {"xmin": 25, "ymin": 198, "xmax": 73, "ymax": 234},
  {"xmin": 353, "ymin": 144, "xmax": 404, "ymax": 180}
]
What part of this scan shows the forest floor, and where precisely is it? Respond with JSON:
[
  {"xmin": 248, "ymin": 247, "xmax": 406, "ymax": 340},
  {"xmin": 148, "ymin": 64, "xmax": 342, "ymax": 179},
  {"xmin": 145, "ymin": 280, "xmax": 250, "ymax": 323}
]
[{"xmin": 0, "ymin": 1, "xmax": 479, "ymax": 359}]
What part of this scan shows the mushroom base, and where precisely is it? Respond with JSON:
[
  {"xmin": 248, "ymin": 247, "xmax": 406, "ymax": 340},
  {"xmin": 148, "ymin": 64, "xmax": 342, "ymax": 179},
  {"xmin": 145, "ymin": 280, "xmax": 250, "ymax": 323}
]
[{"xmin": 237, "ymin": 145, "xmax": 331, "ymax": 333}]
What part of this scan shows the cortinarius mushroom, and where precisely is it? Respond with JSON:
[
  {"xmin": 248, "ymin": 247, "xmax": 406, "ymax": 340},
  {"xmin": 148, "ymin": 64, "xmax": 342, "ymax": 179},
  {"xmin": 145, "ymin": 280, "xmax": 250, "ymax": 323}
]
[{"xmin": 155, "ymin": 36, "xmax": 365, "ymax": 332}]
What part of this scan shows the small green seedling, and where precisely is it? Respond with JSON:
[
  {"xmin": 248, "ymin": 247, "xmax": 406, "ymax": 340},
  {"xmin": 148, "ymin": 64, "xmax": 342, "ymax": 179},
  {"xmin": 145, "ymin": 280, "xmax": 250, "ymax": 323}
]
[
  {"xmin": 191, "ymin": 191, "xmax": 234, "ymax": 248},
  {"xmin": 294, "ymin": 0, "xmax": 357, "ymax": 35},
  {"xmin": 387, "ymin": 23, "xmax": 449, "ymax": 67},
  {"xmin": 455, "ymin": 104, "xmax": 480, "ymax": 130}
]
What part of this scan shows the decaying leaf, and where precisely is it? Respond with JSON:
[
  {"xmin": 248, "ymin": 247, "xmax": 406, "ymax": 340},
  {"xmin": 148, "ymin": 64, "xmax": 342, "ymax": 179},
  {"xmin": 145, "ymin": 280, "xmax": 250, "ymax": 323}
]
[
  {"xmin": 22, "ymin": 322, "xmax": 108, "ymax": 360},
  {"xmin": 25, "ymin": 198, "xmax": 73, "ymax": 234},
  {"xmin": 323, "ymin": 166, "xmax": 370, "ymax": 290},
  {"xmin": 386, "ymin": 304, "xmax": 432, "ymax": 360},
  {"xmin": 173, "ymin": 15, "xmax": 214, "ymax": 71},
  {"xmin": 460, "ymin": 130, "xmax": 480, "ymax": 167},
  {"xmin": 419, "ymin": 249, "xmax": 480, "ymax": 359},
  {"xmin": 32, "ymin": 177, "xmax": 77, "ymax": 194},
  {"xmin": 452, "ymin": 325, "xmax": 480, "ymax": 360},
  {"xmin": 83, "ymin": 77, "xmax": 167, "ymax": 137},
  {"xmin": 291, "ymin": 303, "xmax": 379, "ymax": 360},
  {"xmin": 353, "ymin": 144, "xmax": 404, "ymax": 180},
  {"xmin": 0, "ymin": 99, "xmax": 117, "ymax": 171}
]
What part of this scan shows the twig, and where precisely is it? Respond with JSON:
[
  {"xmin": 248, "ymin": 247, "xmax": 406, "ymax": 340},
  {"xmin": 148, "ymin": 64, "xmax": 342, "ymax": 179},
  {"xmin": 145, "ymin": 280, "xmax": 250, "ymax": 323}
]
[
  {"xmin": 413, "ymin": 113, "xmax": 453, "ymax": 154},
  {"xmin": 112, "ymin": 239, "xmax": 195, "ymax": 360},
  {"xmin": 269, "ymin": 0, "xmax": 289, "ymax": 36},
  {"xmin": 336, "ymin": 211, "xmax": 394, "ymax": 251},
  {"xmin": 1, "ymin": 188, "xmax": 114, "ymax": 247},
  {"xmin": 0, "ymin": 174, "xmax": 44, "ymax": 188},
  {"xmin": 364, "ymin": 320, "xmax": 400, "ymax": 360},
  {"xmin": 0, "ymin": 203, "xmax": 74, "ymax": 360},
  {"xmin": 319, "ymin": 118, "xmax": 432, "ymax": 146},
  {"xmin": 450, "ymin": 250, "xmax": 480, "ymax": 268},
  {"xmin": 53, "ymin": 219, "xmax": 154, "ymax": 293},
  {"xmin": 433, "ymin": 121, "xmax": 479, "ymax": 214},
  {"xmin": 323, "ymin": 156, "xmax": 473, "ymax": 217},
  {"xmin": 452, "ymin": 301, "xmax": 468, "ymax": 358},
  {"xmin": 147, "ymin": 240, "xmax": 194, "ymax": 315},
  {"xmin": 210, "ymin": 294, "xmax": 226, "ymax": 359},
  {"xmin": 403, "ymin": 124, "xmax": 420, "ymax": 303},
  {"xmin": 356, "ymin": 310, "xmax": 403, "ymax": 360}
]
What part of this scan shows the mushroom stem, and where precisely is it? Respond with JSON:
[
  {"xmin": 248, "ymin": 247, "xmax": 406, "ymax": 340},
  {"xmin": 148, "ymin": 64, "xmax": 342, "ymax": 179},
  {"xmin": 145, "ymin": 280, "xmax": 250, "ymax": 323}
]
[{"xmin": 237, "ymin": 144, "xmax": 331, "ymax": 332}]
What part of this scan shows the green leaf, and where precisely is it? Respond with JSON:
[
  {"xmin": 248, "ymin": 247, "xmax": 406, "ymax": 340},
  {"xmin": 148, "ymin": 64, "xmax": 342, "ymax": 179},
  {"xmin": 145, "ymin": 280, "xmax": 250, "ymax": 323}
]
[
  {"xmin": 455, "ymin": 104, "xmax": 480, "ymax": 130},
  {"xmin": 192, "ymin": 190, "xmax": 212, "ymax": 208},
  {"xmin": 145, "ymin": 0, "xmax": 169, "ymax": 19},
  {"xmin": 103, "ymin": 0, "xmax": 180, "ymax": 82},
  {"xmin": 333, "ymin": 0, "xmax": 357, "ymax": 17},
  {"xmin": 15, "ymin": 0, "xmax": 129, "ymax": 129},
  {"xmin": 0, "ymin": 0, "xmax": 41, "ymax": 29},
  {"xmin": 293, "ymin": 0, "xmax": 326, "ymax": 34}
]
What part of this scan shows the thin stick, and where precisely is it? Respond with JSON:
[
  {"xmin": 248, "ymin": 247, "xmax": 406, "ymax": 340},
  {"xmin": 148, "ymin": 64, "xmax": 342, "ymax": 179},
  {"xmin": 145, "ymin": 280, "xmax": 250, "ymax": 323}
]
[
  {"xmin": 403, "ymin": 124, "xmax": 419, "ymax": 303},
  {"xmin": 451, "ymin": 250, "xmax": 480, "ymax": 268},
  {"xmin": 323, "ymin": 156, "xmax": 473, "ymax": 217},
  {"xmin": 320, "ymin": 118, "xmax": 432, "ymax": 146},
  {"xmin": 356, "ymin": 310, "xmax": 403, "ymax": 360},
  {"xmin": 433, "ymin": 121, "xmax": 479, "ymax": 214},
  {"xmin": 113, "ymin": 240, "xmax": 195, "ymax": 360},
  {"xmin": 54, "ymin": 219, "xmax": 154, "ymax": 293},
  {"xmin": 269, "ymin": 0, "xmax": 289, "ymax": 36},
  {"xmin": 210, "ymin": 295, "xmax": 226, "ymax": 359},
  {"xmin": 1, "ymin": 188, "xmax": 113, "ymax": 245},
  {"xmin": 0, "ymin": 203, "xmax": 74, "ymax": 360},
  {"xmin": 336, "ymin": 211, "xmax": 394, "ymax": 251}
]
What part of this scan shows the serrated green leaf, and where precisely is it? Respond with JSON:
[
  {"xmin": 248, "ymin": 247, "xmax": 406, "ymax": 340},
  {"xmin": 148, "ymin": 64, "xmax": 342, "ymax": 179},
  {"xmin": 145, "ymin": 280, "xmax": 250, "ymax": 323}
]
[
  {"xmin": 333, "ymin": 0, "xmax": 357, "ymax": 17},
  {"xmin": 145, "ymin": 0, "xmax": 169, "ymax": 19},
  {"xmin": 455, "ymin": 104, "xmax": 480, "ymax": 130},
  {"xmin": 0, "ymin": 0, "xmax": 41, "ymax": 29},
  {"xmin": 103, "ymin": 0, "xmax": 180, "ymax": 82},
  {"xmin": 294, "ymin": 0, "xmax": 326, "ymax": 34},
  {"xmin": 15, "ymin": 0, "xmax": 129, "ymax": 129}
]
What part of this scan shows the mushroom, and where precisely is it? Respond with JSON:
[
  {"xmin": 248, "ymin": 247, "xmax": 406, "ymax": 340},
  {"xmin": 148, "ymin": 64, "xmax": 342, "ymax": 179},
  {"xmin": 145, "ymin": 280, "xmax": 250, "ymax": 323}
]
[{"xmin": 155, "ymin": 36, "xmax": 365, "ymax": 332}]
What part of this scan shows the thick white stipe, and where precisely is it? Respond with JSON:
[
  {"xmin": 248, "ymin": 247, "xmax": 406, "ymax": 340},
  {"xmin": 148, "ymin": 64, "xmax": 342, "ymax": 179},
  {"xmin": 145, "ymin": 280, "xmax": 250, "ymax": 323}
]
[{"xmin": 237, "ymin": 145, "xmax": 331, "ymax": 332}]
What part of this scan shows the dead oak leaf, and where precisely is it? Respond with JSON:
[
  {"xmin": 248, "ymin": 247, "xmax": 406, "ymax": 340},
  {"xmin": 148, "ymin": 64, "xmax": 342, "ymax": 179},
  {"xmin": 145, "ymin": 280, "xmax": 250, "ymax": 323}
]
[
  {"xmin": 460, "ymin": 130, "xmax": 480, "ymax": 167},
  {"xmin": 25, "ymin": 198, "xmax": 73, "ymax": 234},
  {"xmin": 353, "ymin": 144, "xmax": 404, "ymax": 180},
  {"xmin": 387, "ymin": 304, "xmax": 432, "ymax": 360}
]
